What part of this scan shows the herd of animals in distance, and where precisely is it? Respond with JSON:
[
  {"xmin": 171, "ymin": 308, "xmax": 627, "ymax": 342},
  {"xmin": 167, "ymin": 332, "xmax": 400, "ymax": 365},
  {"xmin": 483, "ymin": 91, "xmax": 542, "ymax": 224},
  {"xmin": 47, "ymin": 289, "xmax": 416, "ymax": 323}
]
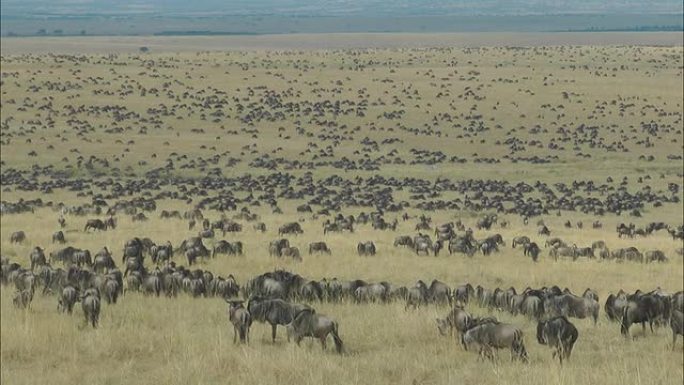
[{"xmin": 0, "ymin": 43, "xmax": 683, "ymax": 382}]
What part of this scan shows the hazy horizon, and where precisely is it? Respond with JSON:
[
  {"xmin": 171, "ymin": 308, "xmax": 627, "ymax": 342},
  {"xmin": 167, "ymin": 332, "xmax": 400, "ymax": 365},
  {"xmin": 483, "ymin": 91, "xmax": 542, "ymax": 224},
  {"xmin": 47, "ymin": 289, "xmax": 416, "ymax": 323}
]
[{"xmin": 1, "ymin": 1, "xmax": 682, "ymax": 36}]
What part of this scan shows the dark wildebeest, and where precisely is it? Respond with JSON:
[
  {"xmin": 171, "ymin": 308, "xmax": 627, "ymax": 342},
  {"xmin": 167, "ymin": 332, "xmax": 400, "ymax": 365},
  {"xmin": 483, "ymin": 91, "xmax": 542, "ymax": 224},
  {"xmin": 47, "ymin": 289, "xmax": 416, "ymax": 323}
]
[
  {"xmin": 286, "ymin": 308, "xmax": 344, "ymax": 354},
  {"xmin": 436, "ymin": 305, "xmax": 472, "ymax": 340},
  {"xmin": 279, "ymin": 222, "xmax": 303, "ymax": 236},
  {"xmin": 308, "ymin": 242, "xmax": 331, "ymax": 255},
  {"xmin": 269, "ymin": 239, "xmax": 290, "ymax": 257},
  {"xmin": 454, "ymin": 283, "xmax": 475, "ymax": 305},
  {"xmin": 58, "ymin": 285, "xmax": 79, "ymax": 314},
  {"xmin": 524, "ymin": 242, "xmax": 541, "ymax": 262},
  {"xmin": 621, "ymin": 295, "xmax": 665, "ymax": 337},
  {"xmin": 357, "ymin": 241, "xmax": 376, "ymax": 256},
  {"xmin": 247, "ymin": 297, "xmax": 311, "ymax": 342},
  {"xmin": 536, "ymin": 316, "xmax": 579, "ymax": 363},
  {"xmin": 52, "ymin": 231, "xmax": 66, "ymax": 244},
  {"xmin": 462, "ymin": 320, "xmax": 528, "ymax": 362},
  {"xmin": 226, "ymin": 299, "xmax": 252, "ymax": 344},
  {"xmin": 10, "ymin": 231, "xmax": 26, "ymax": 244},
  {"xmin": 30, "ymin": 247, "xmax": 47, "ymax": 271},
  {"xmin": 428, "ymin": 280, "xmax": 452, "ymax": 305},
  {"xmin": 605, "ymin": 291, "xmax": 629, "ymax": 321},
  {"xmin": 103, "ymin": 277, "xmax": 120, "ymax": 304},
  {"xmin": 671, "ymin": 310, "xmax": 683, "ymax": 350},
  {"xmin": 84, "ymin": 219, "xmax": 107, "ymax": 232},
  {"xmin": 81, "ymin": 291, "xmax": 101, "ymax": 328}
]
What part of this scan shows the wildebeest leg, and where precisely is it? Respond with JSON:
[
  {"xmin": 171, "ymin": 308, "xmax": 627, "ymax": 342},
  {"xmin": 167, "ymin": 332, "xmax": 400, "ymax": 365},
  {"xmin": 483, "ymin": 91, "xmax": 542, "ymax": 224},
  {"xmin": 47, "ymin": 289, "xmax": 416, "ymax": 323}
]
[
  {"xmin": 320, "ymin": 335, "xmax": 327, "ymax": 350},
  {"xmin": 233, "ymin": 325, "xmax": 238, "ymax": 344},
  {"xmin": 271, "ymin": 323, "xmax": 277, "ymax": 342}
]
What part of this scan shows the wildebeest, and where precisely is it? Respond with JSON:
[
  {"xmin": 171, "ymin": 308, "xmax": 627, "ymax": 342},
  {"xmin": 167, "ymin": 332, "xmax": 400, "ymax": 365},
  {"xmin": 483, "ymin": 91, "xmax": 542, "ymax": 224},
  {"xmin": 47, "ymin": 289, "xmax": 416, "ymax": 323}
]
[
  {"xmin": 52, "ymin": 231, "xmax": 66, "ymax": 244},
  {"xmin": 308, "ymin": 242, "xmax": 331, "ymax": 255},
  {"xmin": 13, "ymin": 289, "xmax": 33, "ymax": 309},
  {"xmin": 269, "ymin": 239, "xmax": 290, "ymax": 257},
  {"xmin": 10, "ymin": 231, "xmax": 26, "ymax": 243},
  {"xmin": 279, "ymin": 222, "xmax": 303, "ymax": 236},
  {"xmin": 645, "ymin": 250, "xmax": 667, "ymax": 263},
  {"xmin": 281, "ymin": 247, "xmax": 302, "ymax": 261},
  {"xmin": 512, "ymin": 236, "xmax": 530, "ymax": 248},
  {"xmin": 671, "ymin": 310, "xmax": 683, "ymax": 350},
  {"xmin": 436, "ymin": 305, "xmax": 472, "ymax": 340},
  {"xmin": 81, "ymin": 291, "xmax": 101, "ymax": 328},
  {"xmin": 30, "ymin": 247, "xmax": 47, "ymax": 271},
  {"xmin": 605, "ymin": 291, "xmax": 629, "ymax": 321},
  {"xmin": 462, "ymin": 320, "xmax": 528, "ymax": 362},
  {"xmin": 393, "ymin": 235, "xmax": 414, "ymax": 248},
  {"xmin": 227, "ymin": 299, "xmax": 252, "ymax": 344},
  {"xmin": 545, "ymin": 294, "xmax": 599, "ymax": 324},
  {"xmin": 357, "ymin": 241, "xmax": 376, "ymax": 256},
  {"xmin": 247, "ymin": 297, "xmax": 311, "ymax": 342},
  {"xmin": 621, "ymin": 294, "xmax": 666, "ymax": 337},
  {"xmin": 536, "ymin": 316, "xmax": 579, "ymax": 363},
  {"xmin": 524, "ymin": 242, "xmax": 541, "ymax": 262},
  {"xmin": 84, "ymin": 219, "xmax": 108, "ymax": 232},
  {"xmin": 58, "ymin": 285, "xmax": 79, "ymax": 314},
  {"xmin": 286, "ymin": 308, "xmax": 344, "ymax": 353}
]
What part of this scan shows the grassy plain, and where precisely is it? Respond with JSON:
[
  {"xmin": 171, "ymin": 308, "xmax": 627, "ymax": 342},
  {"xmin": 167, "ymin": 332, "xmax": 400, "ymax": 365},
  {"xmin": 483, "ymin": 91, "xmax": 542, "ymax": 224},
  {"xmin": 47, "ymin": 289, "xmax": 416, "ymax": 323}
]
[{"xmin": 0, "ymin": 38, "xmax": 683, "ymax": 385}]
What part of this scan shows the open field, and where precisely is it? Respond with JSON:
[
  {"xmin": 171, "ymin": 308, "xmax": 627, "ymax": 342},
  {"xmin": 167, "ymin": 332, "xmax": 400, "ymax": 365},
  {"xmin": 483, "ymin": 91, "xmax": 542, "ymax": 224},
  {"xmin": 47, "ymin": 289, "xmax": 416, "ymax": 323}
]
[
  {"xmin": 1, "ymin": 32, "xmax": 683, "ymax": 54},
  {"xmin": 1, "ymin": 40, "xmax": 683, "ymax": 385}
]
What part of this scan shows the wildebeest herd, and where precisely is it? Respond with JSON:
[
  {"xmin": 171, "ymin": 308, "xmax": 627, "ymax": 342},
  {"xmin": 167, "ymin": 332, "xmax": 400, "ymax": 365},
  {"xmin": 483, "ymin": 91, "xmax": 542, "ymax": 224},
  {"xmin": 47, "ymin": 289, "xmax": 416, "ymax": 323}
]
[
  {"xmin": 0, "ymin": 44, "xmax": 682, "ymax": 384},
  {"xmin": 2, "ymin": 206, "xmax": 683, "ymax": 361}
]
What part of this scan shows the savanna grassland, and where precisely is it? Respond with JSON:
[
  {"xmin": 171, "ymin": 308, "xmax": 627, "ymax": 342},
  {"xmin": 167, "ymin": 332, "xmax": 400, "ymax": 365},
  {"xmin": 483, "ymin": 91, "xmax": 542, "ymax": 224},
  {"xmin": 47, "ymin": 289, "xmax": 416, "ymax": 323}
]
[{"xmin": 1, "ymin": 39, "xmax": 683, "ymax": 385}]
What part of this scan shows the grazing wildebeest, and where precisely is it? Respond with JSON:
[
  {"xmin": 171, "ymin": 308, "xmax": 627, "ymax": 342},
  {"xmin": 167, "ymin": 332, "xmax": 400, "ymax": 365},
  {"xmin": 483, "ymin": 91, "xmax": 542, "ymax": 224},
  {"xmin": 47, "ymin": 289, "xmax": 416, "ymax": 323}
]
[
  {"xmin": 58, "ymin": 285, "xmax": 79, "ymax": 314},
  {"xmin": 269, "ymin": 239, "xmax": 290, "ymax": 257},
  {"xmin": 512, "ymin": 236, "xmax": 530, "ymax": 248},
  {"xmin": 52, "ymin": 231, "xmax": 66, "ymax": 244},
  {"xmin": 524, "ymin": 242, "xmax": 541, "ymax": 262},
  {"xmin": 286, "ymin": 308, "xmax": 344, "ymax": 354},
  {"xmin": 357, "ymin": 241, "xmax": 376, "ymax": 256},
  {"xmin": 279, "ymin": 222, "xmax": 303, "ymax": 236},
  {"xmin": 227, "ymin": 299, "xmax": 252, "ymax": 344},
  {"xmin": 248, "ymin": 297, "xmax": 311, "ymax": 342},
  {"xmin": 536, "ymin": 316, "xmax": 579, "ymax": 363},
  {"xmin": 393, "ymin": 235, "xmax": 414, "ymax": 248},
  {"xmin": 436, "ymin": 305, "xmax": 472, "ymax": 340},
  {"xmin": 58, "ymin": 217, "xmax": 66, "ymax": 228},
  {"xmin": 10, "ymin": 231, "xmax": 26, "ymax": 243},
  {"xmin": 671, "ymin": 310, "xmax": 683, "ymax": 350},
  {"xmin": 308, "ymin": 242, "xmax": 331, "ymax": 255},
  {"xmin": 81, "ymin": 291, "xmax": 101, "ymax": 328},
  {"xmin": 84, "ymin": 219, "xmax": 107, "ymax": 232},
  {"xmin": 462, "ymin": 320, "xmax": 528, "ymax": 362},
  {"xmin": 281, "ymin": 247, "xmax": 302, "ymax": 261}
]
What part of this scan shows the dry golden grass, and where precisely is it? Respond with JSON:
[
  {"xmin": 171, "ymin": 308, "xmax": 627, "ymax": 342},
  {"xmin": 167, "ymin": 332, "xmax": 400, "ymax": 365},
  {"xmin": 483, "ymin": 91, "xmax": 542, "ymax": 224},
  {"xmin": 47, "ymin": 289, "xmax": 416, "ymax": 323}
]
[{"xmin": 1, "ymin": 204, "xmax": 683, "ymax": 385}]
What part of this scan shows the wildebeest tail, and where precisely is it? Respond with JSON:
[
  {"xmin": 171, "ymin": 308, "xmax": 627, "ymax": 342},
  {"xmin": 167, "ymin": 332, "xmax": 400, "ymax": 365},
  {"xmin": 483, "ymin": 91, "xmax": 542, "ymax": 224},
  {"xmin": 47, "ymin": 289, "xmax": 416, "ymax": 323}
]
[
  {"xmin": 605, "ymin": 294, "xmax": 616, "ymax": 321},
  {"xmin": 331, "ymin": 321, "xmax": 344, "ymax": 354}
]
